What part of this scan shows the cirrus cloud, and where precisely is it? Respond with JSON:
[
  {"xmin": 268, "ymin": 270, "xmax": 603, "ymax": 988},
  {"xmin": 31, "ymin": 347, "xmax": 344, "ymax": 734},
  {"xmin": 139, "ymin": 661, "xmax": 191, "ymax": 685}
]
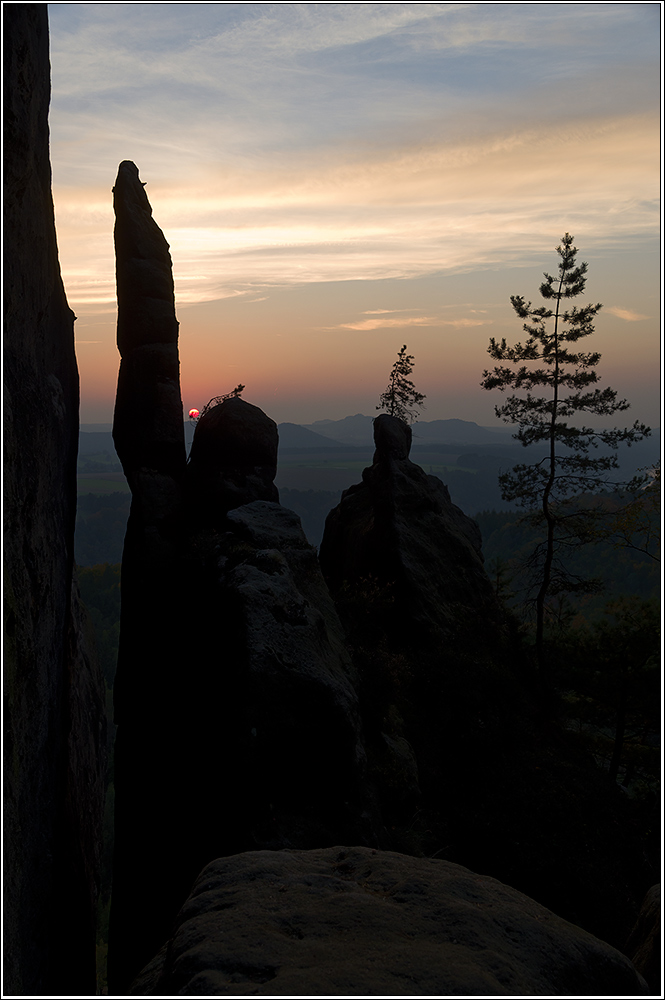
[{"xmin": 605, "ymin": 306, "xmax": 650, "ymax": 321}]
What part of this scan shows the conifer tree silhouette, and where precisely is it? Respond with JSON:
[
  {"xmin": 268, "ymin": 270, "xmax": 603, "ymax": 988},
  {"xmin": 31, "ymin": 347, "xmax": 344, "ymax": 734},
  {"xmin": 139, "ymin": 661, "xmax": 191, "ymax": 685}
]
[
  {"xmin": 377, "ymin": 345, "xmax": 426, "ymax": 424},
  {"xmin": 481, "ymin": 234, "xmax": 650, "ymax": 667}
]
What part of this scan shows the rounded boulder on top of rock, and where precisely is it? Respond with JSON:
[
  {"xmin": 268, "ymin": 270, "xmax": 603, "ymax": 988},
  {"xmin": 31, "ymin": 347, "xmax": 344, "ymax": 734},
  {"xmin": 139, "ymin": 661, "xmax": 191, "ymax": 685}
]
[
  {"xmin": 372, "ymin": 413, "xmax": 412, "ymax": 461},
  {"xmin": 186, "ymin": 396, "xmax": 279, "ymax": 522},
  {"xmin": 189, "ymin": 396, "xmax": 278, "ymax": 476}
]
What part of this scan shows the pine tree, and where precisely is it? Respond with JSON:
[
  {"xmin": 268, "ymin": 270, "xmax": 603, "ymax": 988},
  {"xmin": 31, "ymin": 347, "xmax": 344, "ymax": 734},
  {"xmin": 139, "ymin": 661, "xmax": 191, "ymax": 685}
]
[
  {"xmin": 377, "ymin": 345, "xmax": 426, "ymax": 424},
  {"xmin": 481, "ymin": 233, "xmax": 650, "ymax": 667}
]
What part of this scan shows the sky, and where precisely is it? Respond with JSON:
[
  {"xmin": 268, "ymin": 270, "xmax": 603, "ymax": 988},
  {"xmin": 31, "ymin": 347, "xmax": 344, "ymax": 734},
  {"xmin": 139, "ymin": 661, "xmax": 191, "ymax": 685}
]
[{"xmin": 46, "ymin": 1, "xmax": 661, "ymax": 427}]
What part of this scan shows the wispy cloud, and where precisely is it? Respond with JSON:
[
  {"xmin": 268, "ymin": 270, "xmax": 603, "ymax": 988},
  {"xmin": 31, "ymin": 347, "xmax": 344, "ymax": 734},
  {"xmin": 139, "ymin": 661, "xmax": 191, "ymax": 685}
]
[
  {"xmin": 440, "ymin": 318, "xmax": 489, "ymax": 327},
  {"xmin": 332, "ymin": 314, "xmax": 489, "ymax": 331},
  {"xmin": 45, "ymin": 3, "xmax": 660, "ymax": 432},
  {"xmin": 605, "ymin": 306, "xmax": 650, "ymax": 321},
  {"xmin": 53, "ymin": 110, "xmax": 658, "ymax": 308},
  {"xmin": 337, "ymin": 315, "xmax": 438, "ymax": 331},
  {"xmin": 48, "ymin": 3, "xmax": 659, "ymax": 309},
  {"xmin": 362, "ymin": 308, "xmax": 413, "ymax": 315}
]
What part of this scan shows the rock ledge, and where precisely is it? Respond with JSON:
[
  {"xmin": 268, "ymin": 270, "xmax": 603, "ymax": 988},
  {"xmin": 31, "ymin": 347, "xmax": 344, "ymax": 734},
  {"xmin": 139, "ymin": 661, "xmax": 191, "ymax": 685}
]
[{"xmin": 132, "ymin": 846, "xmax": 647, "ymax": 996}]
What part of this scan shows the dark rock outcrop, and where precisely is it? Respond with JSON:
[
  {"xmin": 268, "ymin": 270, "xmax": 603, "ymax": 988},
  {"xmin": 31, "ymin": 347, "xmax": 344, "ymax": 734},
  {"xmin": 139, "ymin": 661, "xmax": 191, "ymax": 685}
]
[
  {"xmin": 109, "ymin": 160, "xmax": 190, "ymax": 992},
  {"xmin": 318, "ymin": 413, "xmax": 507, "ymax": 831},
  {"xmin": 320, "ymin": 413, "xmax": 501, "ymax": 643},
  {"xmin": 110, "ymin": 158, "xmax": 187, "ymax": 727},
  {"xmin": 3, "ymin": 6, "xmax": 105, "ymax": 994},
  {"xmin": 109, "ymin": 167, "xmax": 377, "ymax": 990},
  {"xmin": 131, "ymin": 847, "xmax": 648, "ymax": 996},
  {"xmin": 201, "ymin": 501, "xmax": 375, "ymax": 850},
  {"xmin": 317, "ymin": 414, "xmax": 653, "ymax": 953},
  {"xmin": 186, "ymin": 396, "xmax": 279, "ymax": 524}
]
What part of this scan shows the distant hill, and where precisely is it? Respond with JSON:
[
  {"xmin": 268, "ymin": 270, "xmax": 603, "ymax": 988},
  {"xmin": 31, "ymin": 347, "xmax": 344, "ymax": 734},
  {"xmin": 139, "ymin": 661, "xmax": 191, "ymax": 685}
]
[
  {"xmin": 80, "ymin": 424, "xmax": 347, "ymax": 453},
  {"xmin": 303, "ymin": 414, "xmax": 515, "ymax": 447},
  {"xmin": 304, "ymin": 414, "xmax": 375, "ymax": 445},
  {"xmin": 412, "ymin": 419, "xmax": 513, "ymax": 445},
  {"xmin": 79, "ymin": 431, "xmax": 115, "ymax": 455},
  {"xmin": 277, "ymin": 423, "xmax": 345, "ymax": 449},
  {"xmin": 79, "ymin": 419, "xmax": 660, "ymax": 474}
]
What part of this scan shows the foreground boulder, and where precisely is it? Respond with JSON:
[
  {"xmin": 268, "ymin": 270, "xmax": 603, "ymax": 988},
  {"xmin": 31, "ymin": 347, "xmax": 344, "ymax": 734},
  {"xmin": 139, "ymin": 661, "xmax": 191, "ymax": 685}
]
[
  {"xmin": 131, "ymin": 846, "xmax": 647, "ymax": 996},
  {"xmin": 625, "ymin": 884, "xmax": 660, "ymax": 995}
]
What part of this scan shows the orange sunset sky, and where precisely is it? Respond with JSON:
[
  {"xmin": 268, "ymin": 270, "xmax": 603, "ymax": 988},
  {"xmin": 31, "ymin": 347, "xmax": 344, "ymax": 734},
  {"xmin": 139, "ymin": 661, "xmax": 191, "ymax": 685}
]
[{"xmin": 47, "ymin": 2, "xmax": 661, "ymax": 428}]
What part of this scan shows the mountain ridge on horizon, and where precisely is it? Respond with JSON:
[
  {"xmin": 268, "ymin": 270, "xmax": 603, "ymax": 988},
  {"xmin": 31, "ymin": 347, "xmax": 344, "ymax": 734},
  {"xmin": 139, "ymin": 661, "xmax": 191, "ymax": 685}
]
[
  {"xmin": 80, "ymin": 414, "xmax": 518, "ymax": 448},
  {"xmin": 301, "ymin": 413, "xmax": 515, "ymax": 447},
  {"xmin": 79, "ymin": 414, "xmax": 660, "ymax": 455}
]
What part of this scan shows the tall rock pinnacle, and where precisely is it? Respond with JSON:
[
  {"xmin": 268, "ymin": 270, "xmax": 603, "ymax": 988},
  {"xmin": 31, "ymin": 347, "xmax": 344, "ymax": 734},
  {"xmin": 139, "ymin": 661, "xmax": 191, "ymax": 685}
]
[
  {"xmin": 112, "ymin": 160, "xmax": 185, "ymax": 480},
  {"xmin": 110, "ymin": 160, "xmax": 187, "ymax": 725},
  {"xmin": 109, "ymin": 162, "xmax": 188, "ymax": 991}
]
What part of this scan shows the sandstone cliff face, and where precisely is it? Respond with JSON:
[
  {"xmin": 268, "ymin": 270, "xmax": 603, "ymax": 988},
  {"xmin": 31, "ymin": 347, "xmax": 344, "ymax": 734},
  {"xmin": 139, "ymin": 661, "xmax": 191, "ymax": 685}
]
[
  {"xmin": 3, "ymin": 6, "xmax": 105, "ymax": 994},
  {"xmin": 201, "ymin": 500, "xmax": 374, "ymax": 850},
  {"xmin": 130, "ymin": 847, "xmax": 648, "ymax": 997},
  {"xmin": 109, "ymin": 169, "xmax": 376, "ymax": 991}
]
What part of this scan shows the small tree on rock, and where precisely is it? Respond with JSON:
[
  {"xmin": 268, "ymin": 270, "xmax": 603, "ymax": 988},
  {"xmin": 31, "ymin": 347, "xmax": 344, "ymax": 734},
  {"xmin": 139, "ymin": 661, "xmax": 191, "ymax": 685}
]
[
  {"xmin": 481, "ymin": 233, "xmax": 650, "ymax": 668},
  {"xmin": 377, "ymin": 345, "xmax": 426, "ymax": 424}
]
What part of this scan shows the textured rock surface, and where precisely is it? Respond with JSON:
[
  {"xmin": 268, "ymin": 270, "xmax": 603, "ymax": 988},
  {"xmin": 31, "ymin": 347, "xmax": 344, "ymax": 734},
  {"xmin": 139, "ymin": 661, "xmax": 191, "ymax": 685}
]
[
  {"xmin": 3, "ymin": 6, "xmax": 105, "ymax": 994},
  {"xmin": 208, "ymin": 502, "xmax": 376, "ymax": 849},
  {"xmin": 626, "ymin": 884, "xmax": 660, "ymax": 995},
  {"xmin": 132, "ymin": 847, "xmax": 647, "ymax": 997},
  {"xmin": 320, "ymin": 414, "xmax": 500, "ymax": 642}
]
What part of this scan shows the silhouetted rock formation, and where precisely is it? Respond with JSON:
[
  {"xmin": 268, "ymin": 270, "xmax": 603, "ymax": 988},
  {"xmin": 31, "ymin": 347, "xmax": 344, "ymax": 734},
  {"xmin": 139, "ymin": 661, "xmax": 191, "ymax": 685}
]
[
  {"xmin": 319, "ymin": 412, "xmax": 507, "ymax": 834},
  {"xmin": 113, "ymin": 160, "xmax": 185, "ymax": 481},
  {"xmin": 187, "ymin": 396, "xmax": 279, "ymax": 524},
  {"xmin": 110, "ymin": 159, "xmax": 186, "ymax": 728},
  {"xmin": 109, "ymin": 167, "xmax": 377, "ymax": 990},
  {"xmin": 183, "ymin": 403, "xmax": 375, "ymax": 849},
  {"xmin": 109, "ymin": 160, "xmax": 189, "ymax": 992},
  {"xmin": 202, "ymin": 501, "xmax": 374, "ymax": 849},
  {"xmin": 318, "ymin": 413, "xmax": 654, "ymax": 952},
  {"xmin": 131, "ymin": 847, "xmax": 648, "ymax": 996},
  {"xmin": 320, "ymin": 413, "xmax": 501, "ymax": 642},
  {"xmin": 3, "ymin": 6, "xmax": 105, "ymax": 994}
]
